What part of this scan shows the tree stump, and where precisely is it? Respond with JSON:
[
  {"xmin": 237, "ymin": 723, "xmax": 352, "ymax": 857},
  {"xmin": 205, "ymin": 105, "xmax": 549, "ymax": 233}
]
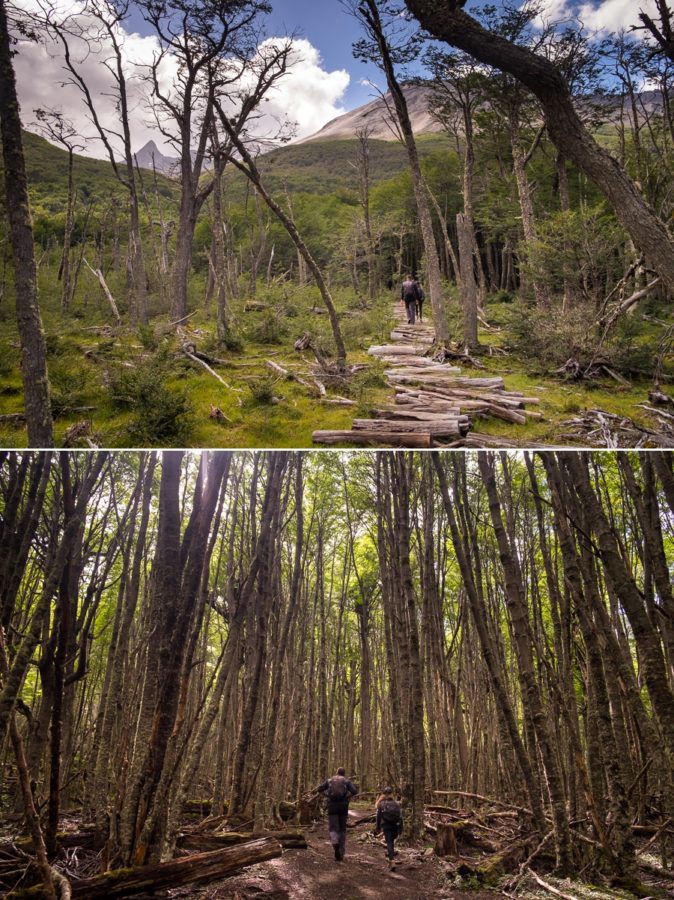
[{"xmin": 434, "ymin": 823, "xmax": 458, "ymax": 857}]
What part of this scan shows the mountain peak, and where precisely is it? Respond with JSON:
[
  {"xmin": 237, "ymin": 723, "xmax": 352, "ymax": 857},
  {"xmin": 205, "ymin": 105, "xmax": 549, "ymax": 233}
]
[{"xmin": 134, "ymin": 140, "xmax": 178, "ymax": 176}]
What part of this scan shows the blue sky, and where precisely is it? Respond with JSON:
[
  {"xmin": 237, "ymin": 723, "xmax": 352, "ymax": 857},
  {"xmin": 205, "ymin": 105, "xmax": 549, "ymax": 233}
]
[
  {"xmin": 124, "ymin": 0, "xmax": 383, "ymax": 112},
  {"xmin": 123, "ymin": 1, "xmax": 645, "ymax": 114},
  {"xmin": 19, "ymin": 0, "xmax": 650, "ymax": 156}
]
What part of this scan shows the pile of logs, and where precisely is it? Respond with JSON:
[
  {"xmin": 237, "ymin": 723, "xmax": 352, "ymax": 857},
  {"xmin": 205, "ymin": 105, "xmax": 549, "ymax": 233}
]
[{"xmin": 313, "ymin": 306, "xmax": 541, "ymax": 448}]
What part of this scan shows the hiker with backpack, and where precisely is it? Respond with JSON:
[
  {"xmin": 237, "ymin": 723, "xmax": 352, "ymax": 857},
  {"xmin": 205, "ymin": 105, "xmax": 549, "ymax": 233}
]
[
  {"xmin": 315, "ymin": 767, "xmax": 359, "ymax": 861},
  {"xmin": 400, "ymin": 275, "xmax": 421, "ymax": 325},
  {"xmin": 416, "ymin": 283, "xmax": 425, "ymax": 321},
  {"xmin": 374, "ymin": 787, "xmax": 403, "ymax": 870}
]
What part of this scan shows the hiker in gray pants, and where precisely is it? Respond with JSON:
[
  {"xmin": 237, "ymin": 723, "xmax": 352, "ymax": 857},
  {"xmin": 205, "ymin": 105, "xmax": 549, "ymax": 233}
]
[{"xmin": 315, "ymin": 767, "xmax": 359, "ymax": 861}]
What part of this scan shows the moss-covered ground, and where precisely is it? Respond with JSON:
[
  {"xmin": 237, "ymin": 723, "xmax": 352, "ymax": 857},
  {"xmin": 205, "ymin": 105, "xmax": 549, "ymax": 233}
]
[{"xmin": 0, "ymin": 270, "xmax": 667, "ymax": 449}]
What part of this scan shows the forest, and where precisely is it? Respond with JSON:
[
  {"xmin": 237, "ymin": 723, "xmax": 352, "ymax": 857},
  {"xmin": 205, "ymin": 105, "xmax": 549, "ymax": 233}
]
[
  {"xmin": 1, "ymin": 449, "xmax": 674, "ymax": 898},
  {"xmin": 2, "ymin": 1, "xmax": 674, "ymax": 448}
]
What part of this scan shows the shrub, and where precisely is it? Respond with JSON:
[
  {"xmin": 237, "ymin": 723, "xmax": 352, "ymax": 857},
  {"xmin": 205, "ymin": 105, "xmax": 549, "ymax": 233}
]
[
  {"xmin": 109, "ymin": 349, "xmax": 194, "ymax": 444},
  {"xmin": 248, "ymin": 375, "xmax": 276, "ymax": 405},
  {"xmin": 49, "ymin": 359, "xmax": 88, "ymax": 419},
  {"xmin": 137, "ymin": 324, "xmax": 159, "ymax": 352},
  {"xmin": 249, "ymin": 308, "xmax": 288, "ymax": 345},
  {"xmin": 506, "ymin": 297, "xmax": 655, "ymax": 377}
]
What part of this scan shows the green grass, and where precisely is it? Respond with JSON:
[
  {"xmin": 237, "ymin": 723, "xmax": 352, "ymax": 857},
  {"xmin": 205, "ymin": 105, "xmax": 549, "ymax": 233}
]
[
  {"xmin": 0, "ymin": 281, "xmax": 665, "ymax": 448},
  {"xmin": 0, "ymin": 275, "xmax": 394, "ymax": 448}
]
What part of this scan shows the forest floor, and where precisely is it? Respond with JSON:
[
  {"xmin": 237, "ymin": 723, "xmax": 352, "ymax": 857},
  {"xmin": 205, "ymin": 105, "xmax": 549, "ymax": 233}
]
[
  {"xmin": 0, "ymin": 277, "xmax": 671, "ymax": 448},
  {"xmin": 180, "ymin": 817, "xmax": 488, "ymax": 899}
]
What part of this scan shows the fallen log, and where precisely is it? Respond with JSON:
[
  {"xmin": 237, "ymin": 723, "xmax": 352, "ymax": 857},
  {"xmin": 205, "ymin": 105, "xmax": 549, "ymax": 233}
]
[
  {"xmin": 321, "ymin": 397, "xmax": 357, "ymax": 407},
  {"xmin": 244, "ymin": 301, "xmax": 269, "ymax": 312},
  {"xmin": 9, "ymin": 838, "xmax": 283, "ymax": 899},
  {"xmin": 313, "ymin": 430, "xmax": 432, "ymax": 448},
  {"xmin": 351, "ymin": 418, "xmax": 465, "ymax": 437},
  {"xmin": 183, "ymin": 799, "xmax": 213, "ymax": 816},
  {"xmin": 369, "ymin": 344, "xmax": 425, "ymax": 357},
  {"xmin": 83, "ymin": 258, "xmax": 121, "ymax": 324},
  {"xmin": 178, "ymin": 829, "xmax": 306, "ymax": 852},
  {"xmin": 0, "ymin": 830, "xmax": 98, "ymax": 856},
  {"xmin": 433, "ymin": 791, "xmax": 533, "ymax": 818},
  {"xmin": 441, "ymin": 433, "xmax": 520, "ymax": 448}
]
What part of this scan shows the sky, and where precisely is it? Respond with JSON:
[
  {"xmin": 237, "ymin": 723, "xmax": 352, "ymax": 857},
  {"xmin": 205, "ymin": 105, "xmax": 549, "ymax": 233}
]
[{"xmin": 13, "ymin": 0, "xmax": 660, "ymax": 160}]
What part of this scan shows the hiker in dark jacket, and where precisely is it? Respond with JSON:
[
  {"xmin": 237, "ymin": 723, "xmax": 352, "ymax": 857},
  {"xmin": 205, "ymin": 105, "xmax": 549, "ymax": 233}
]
[
  {"xmin": 374, "ymin": 787, "xmax": 403, "ymax": 870},
  {"xmin": 416, "ymin": 284, "xmax": 425, "ymax": 321},
  {"xmin": 315, "ymin": 767, "xmax": 359, "ymax": 861},
  {"xmin": 400, "ymin": 275, "xmax": 421, "ymax": 325}
]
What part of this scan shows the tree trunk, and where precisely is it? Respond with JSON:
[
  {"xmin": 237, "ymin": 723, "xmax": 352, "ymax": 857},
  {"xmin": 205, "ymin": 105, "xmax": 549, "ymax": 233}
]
[
  {"xmin": 0, "ymin": 0, "xmax": 53, "ymax": 446},
  {"xmin": 457, "ymin": 213, "xmax": 478, "ymax": 348},
  {"xmin": 362, "ymin": 1, "xmax": 449, "ymax": 345}
]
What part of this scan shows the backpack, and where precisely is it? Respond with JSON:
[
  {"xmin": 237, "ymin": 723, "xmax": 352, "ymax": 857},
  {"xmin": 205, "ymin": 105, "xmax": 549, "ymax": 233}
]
[
  {"xmin": 380, "ymin": 798, "xmax": 401, "ymax": 825},
  {"xmin": 327, "ymin": 775, "xmax": 349, "ymax": 802},
  {"xmin": 403, "ymin": 280, "xmax": 418, "ymax": 301}
]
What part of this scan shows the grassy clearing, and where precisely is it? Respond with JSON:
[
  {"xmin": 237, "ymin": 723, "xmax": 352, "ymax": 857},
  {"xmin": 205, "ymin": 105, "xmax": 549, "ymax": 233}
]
[{"xmin": 0, "ymin": 272, "xmax": 666, "ymax": 448}]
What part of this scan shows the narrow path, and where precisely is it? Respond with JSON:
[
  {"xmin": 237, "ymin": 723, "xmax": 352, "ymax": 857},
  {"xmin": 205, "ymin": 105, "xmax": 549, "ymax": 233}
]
[
  {"xmin": 197, "ymin": 816, "xmax": 496, "ymax": 899},
  {"xmin": 313, "ymin": 304, "xmax": 541, "ymax": 448}
]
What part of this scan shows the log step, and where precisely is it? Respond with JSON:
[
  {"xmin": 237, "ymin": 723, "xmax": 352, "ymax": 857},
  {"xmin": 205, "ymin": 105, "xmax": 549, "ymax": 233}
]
[
  {"xmin": 352, "ymin": 418, "xmax": 469, "ymax": 437},
  {"xmin": 369, "ymin": 344, "xmax": 428, "ymax": 356},
  {"xmin": 313, "ymin": 430, "xmax": 432, "ymax": 448}
]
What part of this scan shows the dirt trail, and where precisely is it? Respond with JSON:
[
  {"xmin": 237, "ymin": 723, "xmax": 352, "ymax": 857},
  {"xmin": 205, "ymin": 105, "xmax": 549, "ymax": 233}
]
[{"xmin": 175, "ymin": 818, "xmax": 496, "ymax": 900}]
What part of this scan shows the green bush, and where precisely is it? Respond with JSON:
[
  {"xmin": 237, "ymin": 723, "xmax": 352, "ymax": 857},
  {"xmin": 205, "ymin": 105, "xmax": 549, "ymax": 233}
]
[
  {"xmin": 248, "ymin": 375, "xmax": 276, "ymax": 405},
  {"xmin": 249, "ymin": 308, "xmax": 288, "ymax": 345},
  {"xmin": 49, "ymin": 359, "xmax": 89, "ymax": 419},
  {"xmin": 137, "ymin": 324, "xmax": 159, "ymax": 352},
  {"xmin": 109, "ymin": 349, "xmax": 194, "ymax": 444},
  {"xmin": 490, "ymin": 289, "xmax": 516, "ymax": 305},
  {"xmin": 506, "ymin": 297, "xmax": 655, "ymax": 377}
]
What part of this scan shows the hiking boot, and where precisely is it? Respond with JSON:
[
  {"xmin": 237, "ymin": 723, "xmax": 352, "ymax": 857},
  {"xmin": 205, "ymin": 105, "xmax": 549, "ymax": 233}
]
[
  {"xmin": 388, "ymin": 858, "xmax": 395, "ymax": 871},
  {"xmin": 333, "ymin": 844, "xmax": 340, "ymax": 861}
]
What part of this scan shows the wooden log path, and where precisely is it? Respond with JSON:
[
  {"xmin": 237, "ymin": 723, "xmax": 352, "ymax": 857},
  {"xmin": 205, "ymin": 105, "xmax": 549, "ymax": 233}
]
[{"xmin": 313, "ymin": 304, "xmax": 540, "ymax": 448}]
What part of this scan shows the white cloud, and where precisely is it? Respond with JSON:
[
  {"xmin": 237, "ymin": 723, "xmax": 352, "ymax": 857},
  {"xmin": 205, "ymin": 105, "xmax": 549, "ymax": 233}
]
[
  {"xmin": 530, "ymin": 0, "xmax": 660, "ymax": 33},
  {"xmin": 11, "ymin": 3, "xmax": 350, "ymax": 158},
  {"xmin": 576, "ymin": 0, "xmax": 658, "ymax": 32},
  {"xmin": 247, "ymin": 38, "xmax": 350, "ymax": 142}
]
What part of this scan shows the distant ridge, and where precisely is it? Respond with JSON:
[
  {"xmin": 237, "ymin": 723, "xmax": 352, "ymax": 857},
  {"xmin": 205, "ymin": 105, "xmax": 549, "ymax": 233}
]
[
  {"xmin": 303, "ymin": 83, "xmax": 441, "ymax": 142},
  {"xmin": 302, "ymin": 83, "xmax": 665, "ymax": 144}
]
